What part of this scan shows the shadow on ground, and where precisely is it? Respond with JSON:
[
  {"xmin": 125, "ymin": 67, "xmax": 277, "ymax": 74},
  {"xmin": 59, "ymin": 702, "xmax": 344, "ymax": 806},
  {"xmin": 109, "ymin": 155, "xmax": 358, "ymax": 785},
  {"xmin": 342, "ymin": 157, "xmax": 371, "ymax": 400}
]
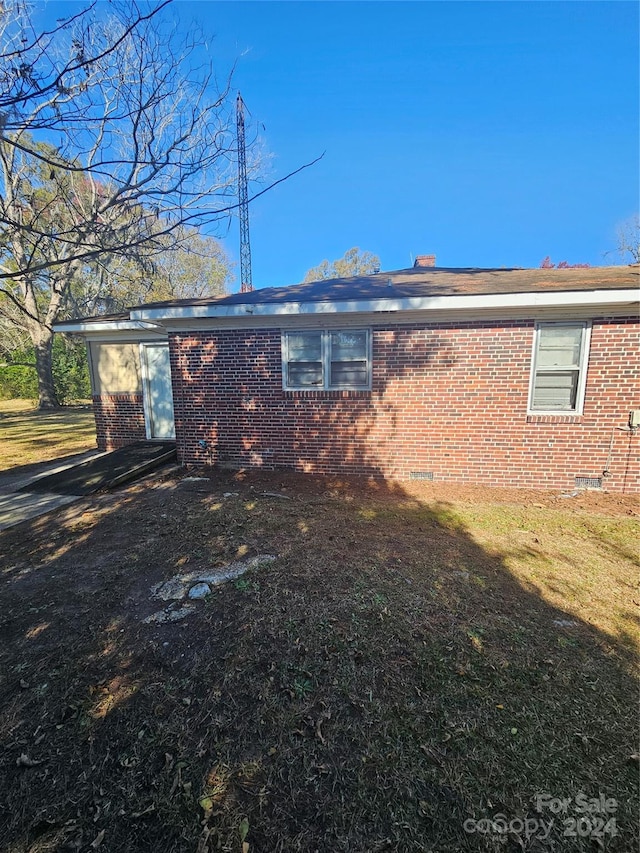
[{"xmin": 0, "ymin": 468, "xmax": 637, "ymax": 853}]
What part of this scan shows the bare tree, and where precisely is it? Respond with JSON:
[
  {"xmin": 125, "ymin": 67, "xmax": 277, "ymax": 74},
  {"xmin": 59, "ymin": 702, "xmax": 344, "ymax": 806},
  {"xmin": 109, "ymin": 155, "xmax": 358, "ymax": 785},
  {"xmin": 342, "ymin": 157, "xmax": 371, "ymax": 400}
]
[
  {"xmin": 0, "ymin": 1, "xmax": 239, "ymax": 406},
  {"xmin": 0, "ymin": 1, "xmax": 171, "ymax": 132},
  {"xmin": 614, "ymin": 214, "xmax": 640, "ymax": 264},
  {"xmin": 0, "ymin": 1, "xmax": 322, "ymax": 407}
]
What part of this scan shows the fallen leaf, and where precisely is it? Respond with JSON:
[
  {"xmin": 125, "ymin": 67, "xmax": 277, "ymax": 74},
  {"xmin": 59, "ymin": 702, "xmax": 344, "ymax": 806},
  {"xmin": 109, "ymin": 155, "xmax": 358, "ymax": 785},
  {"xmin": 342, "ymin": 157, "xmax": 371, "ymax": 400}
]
[
  {"xmin": 199, "ymin": 796, "xmax": 214, "ymax": 821},
  {"xmin": 315, "ymin": 721, "xmax": 326, "ymax": 745},
  {"xmin": 131, "ymin": 804, "xmax": 155, "ymax": 818},
  {"xmin": 16, "ymin": 753, "xmax": 42, "ymax": 767},
  {"xmin": 90, "ymin": 829, "xmax": 105, "ymax": 848},
  {"xmin": 239, "ymin": 817, "xmax": 249, "ymax": 842}
]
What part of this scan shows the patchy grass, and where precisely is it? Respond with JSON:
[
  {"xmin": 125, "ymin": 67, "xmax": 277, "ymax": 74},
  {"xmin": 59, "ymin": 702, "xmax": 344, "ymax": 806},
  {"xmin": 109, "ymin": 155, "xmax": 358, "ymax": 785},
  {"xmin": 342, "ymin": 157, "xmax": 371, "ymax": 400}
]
[
  {"xmin": 0, "ymin": 469, "xmax": 637, "ymax": 852},
  {"xmin": 0, "ymin": 399, "xmax": 96, "ymax": 472},
  {"xmin": 452, "ymin": 501, "xmax": 639, "ymax": 656}
]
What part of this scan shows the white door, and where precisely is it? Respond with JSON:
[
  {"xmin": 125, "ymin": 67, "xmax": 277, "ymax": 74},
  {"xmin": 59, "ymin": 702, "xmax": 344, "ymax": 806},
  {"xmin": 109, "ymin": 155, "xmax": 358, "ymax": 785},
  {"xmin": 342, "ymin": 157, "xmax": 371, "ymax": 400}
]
[{"xmin": 142, "ymin": 343, "xmax": 176, "ymax": 440}]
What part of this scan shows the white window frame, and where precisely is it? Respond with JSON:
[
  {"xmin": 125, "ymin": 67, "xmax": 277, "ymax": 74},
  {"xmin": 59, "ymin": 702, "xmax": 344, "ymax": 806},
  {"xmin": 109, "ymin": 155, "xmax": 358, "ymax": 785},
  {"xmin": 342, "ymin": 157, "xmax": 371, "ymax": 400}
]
[
  {"xmin": 527, "ymin": 321, "xmax": 591, "ymax": 415},
  {"xmin": 282, "ymin": 328, "xmax": 372, "ymax": 391}
]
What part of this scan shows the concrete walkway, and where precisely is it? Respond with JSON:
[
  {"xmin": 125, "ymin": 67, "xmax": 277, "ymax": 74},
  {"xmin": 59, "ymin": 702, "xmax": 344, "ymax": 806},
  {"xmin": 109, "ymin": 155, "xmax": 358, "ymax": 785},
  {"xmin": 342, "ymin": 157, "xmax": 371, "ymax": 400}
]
[{"xmin": 0, "ymin": 450, "xmax": 104, "ymax": 532}]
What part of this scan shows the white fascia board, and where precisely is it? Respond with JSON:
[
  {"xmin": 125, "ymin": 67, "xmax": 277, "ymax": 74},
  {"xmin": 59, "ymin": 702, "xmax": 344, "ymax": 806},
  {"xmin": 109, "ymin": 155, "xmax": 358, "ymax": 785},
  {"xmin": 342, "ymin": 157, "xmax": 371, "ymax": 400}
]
[
  {"xmin": 161, "ymin": 302, "xmax": 637, "ymax": 333},
  {"xmin": 132, "ymin": 288, "xmax": 639, "ymax": 322},
  {"xmin": 55, "ymin": 320, "xmax": 166, "ymax": 334}
]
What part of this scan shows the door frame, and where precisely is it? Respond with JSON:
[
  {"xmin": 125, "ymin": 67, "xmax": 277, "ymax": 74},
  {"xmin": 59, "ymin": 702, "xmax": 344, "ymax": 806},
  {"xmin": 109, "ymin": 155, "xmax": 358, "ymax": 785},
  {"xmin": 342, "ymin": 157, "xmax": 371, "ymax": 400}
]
[{"xmin": 140, "ymin": 342, "xmax": 176, "ymax": 440}]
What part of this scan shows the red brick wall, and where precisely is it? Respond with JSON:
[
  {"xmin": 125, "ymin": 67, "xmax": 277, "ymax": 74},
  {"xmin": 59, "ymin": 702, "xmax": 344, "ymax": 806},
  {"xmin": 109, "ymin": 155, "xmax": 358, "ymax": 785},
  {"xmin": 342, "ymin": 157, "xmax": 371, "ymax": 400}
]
[
  {"xmin": 169, "ymin": 317, "xmax": 639, "ymax": 492},
  {"xmin": 93, "ymin": 394, "xmax": 146, "ymax": 450}
]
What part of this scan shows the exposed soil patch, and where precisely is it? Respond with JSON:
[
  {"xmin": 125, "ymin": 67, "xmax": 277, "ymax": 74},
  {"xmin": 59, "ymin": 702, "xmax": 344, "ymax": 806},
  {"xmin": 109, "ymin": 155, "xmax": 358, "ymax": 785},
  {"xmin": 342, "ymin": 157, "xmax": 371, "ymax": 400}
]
[{"xmin": 0, "ymin": 467, "xmax": 637, "ymax": 852}]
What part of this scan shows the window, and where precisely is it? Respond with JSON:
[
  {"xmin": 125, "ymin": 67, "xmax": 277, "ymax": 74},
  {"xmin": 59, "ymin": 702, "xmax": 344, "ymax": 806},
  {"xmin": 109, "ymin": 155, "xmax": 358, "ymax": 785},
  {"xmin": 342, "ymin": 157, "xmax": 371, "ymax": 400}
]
[
  {"xmin": 529, "ymin": 322, "xmax": 590, "ymax": 413},
  {"xmin": 283, "ymin": 329, "xmax": 371, "ymax": 390}
]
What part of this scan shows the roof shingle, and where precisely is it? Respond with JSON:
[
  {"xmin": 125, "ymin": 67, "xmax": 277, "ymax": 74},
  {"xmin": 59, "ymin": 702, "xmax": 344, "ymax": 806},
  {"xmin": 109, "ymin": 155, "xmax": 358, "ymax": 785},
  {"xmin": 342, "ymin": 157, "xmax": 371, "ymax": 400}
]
[{"xmin": 136, "ymin": 264, "xmax": 639, "ymax": 311}]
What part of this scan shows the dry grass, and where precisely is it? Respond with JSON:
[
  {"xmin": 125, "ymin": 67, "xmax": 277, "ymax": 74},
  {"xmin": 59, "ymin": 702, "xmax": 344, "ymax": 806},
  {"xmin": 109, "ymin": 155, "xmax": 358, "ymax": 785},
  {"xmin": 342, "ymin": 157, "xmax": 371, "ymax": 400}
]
[
  {"xmin": 0, "ymin": 468, "xmax": 637, "ymax": 852},
  {"xmin": 435, "ymin": 498, "xmax": 639, "ymax": 656},
  {"xmin": 0, "ymin": 399, "xmax": 96, "ymax": 472}
]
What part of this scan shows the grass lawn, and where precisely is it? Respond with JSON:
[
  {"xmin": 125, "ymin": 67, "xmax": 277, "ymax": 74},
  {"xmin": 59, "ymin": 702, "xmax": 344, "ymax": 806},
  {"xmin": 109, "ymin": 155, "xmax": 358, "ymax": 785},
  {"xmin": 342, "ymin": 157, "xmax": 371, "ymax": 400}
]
[
  {"xmin": 0, "ymin": 399, "xmax": 96, "ymax": 472},
  {"xmin": 0, "ymin": 468, "xmax": 637, "ymax": 852}
]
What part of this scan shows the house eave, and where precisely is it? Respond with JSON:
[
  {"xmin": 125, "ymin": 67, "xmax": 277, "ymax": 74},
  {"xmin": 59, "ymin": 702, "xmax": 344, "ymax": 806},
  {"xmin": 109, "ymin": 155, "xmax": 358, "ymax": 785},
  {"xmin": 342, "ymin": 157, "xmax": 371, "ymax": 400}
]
[
  {"xmin": 132, "ymin": 288, "xmax": 639, "ymax": 322},
  {"xmin": 55, "ymin": 319, "xmax": 166, "ymax": 334}
]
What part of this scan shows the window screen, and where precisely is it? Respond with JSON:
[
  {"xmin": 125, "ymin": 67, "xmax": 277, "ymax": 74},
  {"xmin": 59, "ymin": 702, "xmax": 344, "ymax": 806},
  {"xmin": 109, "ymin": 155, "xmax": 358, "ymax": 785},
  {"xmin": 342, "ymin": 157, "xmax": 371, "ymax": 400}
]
[
  {"xmin": 283, "ymin": 329, "xmax": 371, "ymax": 390},
  {"xmin": 286, "ymin": 331, "xmax": 323, "ymax": 387},
  {"xmin": 329, "ymin": 331, "xmax": 368, "ymax": 388},
  {"xmin": 530, "ymin": 323, "xmax": 589, "ymax": 413}
]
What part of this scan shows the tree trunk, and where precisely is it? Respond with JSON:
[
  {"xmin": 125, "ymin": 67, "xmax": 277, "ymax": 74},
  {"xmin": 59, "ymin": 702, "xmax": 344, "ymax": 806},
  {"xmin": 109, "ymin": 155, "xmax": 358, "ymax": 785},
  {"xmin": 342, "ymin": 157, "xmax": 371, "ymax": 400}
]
[{"xmin": 33, "ymin": 327, "xmax": 59, "ymax": 409}]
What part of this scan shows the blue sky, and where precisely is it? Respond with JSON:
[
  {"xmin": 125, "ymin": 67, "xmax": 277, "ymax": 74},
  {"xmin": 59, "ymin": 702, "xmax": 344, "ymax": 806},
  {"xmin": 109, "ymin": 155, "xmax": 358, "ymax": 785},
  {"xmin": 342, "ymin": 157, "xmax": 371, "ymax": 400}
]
[{"xmin": 42, "ymin": 1, "xmax": 640, "ymax": 289}]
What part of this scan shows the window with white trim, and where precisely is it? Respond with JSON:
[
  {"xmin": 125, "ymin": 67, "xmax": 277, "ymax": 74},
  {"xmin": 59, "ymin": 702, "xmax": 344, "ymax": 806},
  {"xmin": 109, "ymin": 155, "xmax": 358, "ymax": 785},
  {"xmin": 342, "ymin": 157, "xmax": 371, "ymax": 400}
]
[
  {"xmin": 529, "ymin": 322, "xmax": 591, "ymax": 413},
  {"xmin": 283, "ymin": 329, "xmax": 371, "ymax": 390}
]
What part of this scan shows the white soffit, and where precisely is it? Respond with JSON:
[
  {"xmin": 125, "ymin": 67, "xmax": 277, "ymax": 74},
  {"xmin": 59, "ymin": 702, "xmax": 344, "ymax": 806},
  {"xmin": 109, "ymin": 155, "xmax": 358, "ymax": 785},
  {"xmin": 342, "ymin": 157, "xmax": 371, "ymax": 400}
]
[{"xmin": 159, "ymin": 305, "xmax": 630, "ymax": 332}]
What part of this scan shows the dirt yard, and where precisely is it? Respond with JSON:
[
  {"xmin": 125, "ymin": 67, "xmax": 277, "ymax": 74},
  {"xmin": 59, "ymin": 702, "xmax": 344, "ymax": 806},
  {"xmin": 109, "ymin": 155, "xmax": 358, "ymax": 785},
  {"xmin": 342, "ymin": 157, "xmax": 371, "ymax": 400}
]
[{"xmin": 0, "ymin": 466, "xmax": 637, "ymax": 852}]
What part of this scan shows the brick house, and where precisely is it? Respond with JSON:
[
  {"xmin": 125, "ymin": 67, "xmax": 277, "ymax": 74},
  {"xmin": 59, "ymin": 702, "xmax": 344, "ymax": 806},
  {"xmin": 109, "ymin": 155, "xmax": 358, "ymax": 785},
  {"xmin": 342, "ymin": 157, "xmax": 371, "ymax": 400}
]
[{"xmin": 57, "ymin": 261, "xmax": 640, "ymax": 493}]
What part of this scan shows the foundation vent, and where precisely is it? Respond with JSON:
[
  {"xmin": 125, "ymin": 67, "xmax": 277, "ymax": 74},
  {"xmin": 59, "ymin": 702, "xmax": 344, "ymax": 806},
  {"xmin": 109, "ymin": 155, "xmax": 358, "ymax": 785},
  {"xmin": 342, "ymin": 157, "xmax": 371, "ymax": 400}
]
[
  {"xmin": 410, "ymin": 471, "xmax": 434, "ymax": 481},
  {"xmin": 574, "ymin": 476, "xmax": 602, "ymax": 490}
]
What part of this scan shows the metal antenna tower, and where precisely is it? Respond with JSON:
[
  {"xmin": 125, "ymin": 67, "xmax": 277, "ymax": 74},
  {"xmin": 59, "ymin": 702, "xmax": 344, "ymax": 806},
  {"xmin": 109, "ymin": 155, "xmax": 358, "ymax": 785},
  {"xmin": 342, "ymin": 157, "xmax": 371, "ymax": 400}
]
[{"xmin": 236, "ymin": 93, "xmax": 253, "ymax": 293}]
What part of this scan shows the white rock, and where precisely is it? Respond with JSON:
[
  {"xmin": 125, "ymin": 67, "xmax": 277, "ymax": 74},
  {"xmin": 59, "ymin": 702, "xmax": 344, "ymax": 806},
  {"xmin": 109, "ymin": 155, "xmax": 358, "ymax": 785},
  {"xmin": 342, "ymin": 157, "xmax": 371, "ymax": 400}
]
[
  {"xmin": 151, "ymin": 577, "xmax": 190, "ymax": 601},
  {"xmin": 196, "ymin": 554, "xmax": 276, "ymax": 586},
  {"xmin": 143, "ymin": 605, "xmax": 195, "ymax": 624},
  {"xmin": 247, "ymin": 554, "xmax": 277, "ymax": 568},
  {"xmin": 188, "ymin": 582, "xmax": 211, "ymax": 600},
  {"xmin": 149, "ymin": 555, "xmax": 277, "ymax": 612}
]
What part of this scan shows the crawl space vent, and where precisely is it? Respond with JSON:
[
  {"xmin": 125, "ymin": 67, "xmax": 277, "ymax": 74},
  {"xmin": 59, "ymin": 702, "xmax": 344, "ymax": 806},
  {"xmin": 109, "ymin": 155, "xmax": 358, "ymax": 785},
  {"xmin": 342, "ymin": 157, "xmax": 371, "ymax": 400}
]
[
  {"xmin": 574, "ymin": 476, "xmax": 602, "ymax": 490},
  {"xmin": 410, "ymin": 471, "xmax": 434, "ymax": 481}
]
